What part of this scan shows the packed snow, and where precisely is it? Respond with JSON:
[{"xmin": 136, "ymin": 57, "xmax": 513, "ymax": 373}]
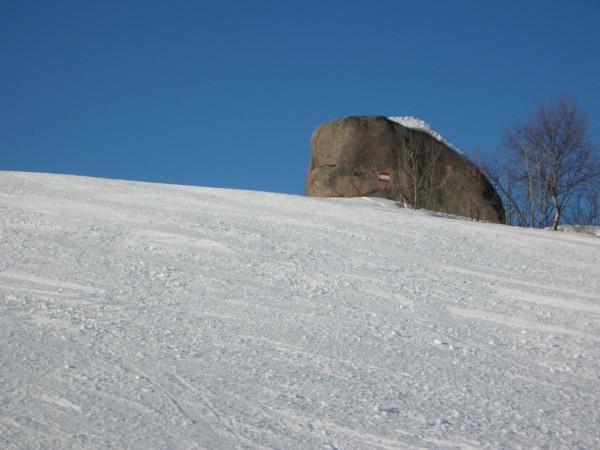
[
  {"xmin": 387, "ymin": 116, "xmax": 465, "ymax": 155},
  {"xmin": 1, "ymin": 171, "xmax": 599, "ymax": 449}
]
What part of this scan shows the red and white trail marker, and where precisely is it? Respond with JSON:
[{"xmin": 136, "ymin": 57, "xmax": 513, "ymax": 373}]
[{"xmin": 378, "ymin": 171, "xmax": 391, "ymax": 183}]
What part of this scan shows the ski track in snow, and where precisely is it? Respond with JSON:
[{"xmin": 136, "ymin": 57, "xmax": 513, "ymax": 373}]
[{"xmin": 1, "ymin": 171, "xmax": 599, "ymax": 449}]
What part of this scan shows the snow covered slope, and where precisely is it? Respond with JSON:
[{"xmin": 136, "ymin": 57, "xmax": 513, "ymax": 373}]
[{"xmin": 1, "ymin": 172, "xmax": 599, "ymax": 449}]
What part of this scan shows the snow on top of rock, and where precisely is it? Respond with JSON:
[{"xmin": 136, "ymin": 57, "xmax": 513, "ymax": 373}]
[{"xmin": 388, "ymin": 116, "xmax": 464, "ymax": 155}]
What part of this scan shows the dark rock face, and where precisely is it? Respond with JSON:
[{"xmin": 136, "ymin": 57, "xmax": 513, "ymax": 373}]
[{"xmin": 305, "ymin": 116, "xmax": 505, "ymax": 223}]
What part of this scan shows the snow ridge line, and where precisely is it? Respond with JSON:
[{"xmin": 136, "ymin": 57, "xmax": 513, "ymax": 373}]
[{"xmin": 388, "ymin": 116, "xmax": 465, "ymax": 155}]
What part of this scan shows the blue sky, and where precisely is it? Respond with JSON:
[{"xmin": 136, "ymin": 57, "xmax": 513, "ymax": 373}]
[{"xmin": 2, "ymin": 1, "xmax": 599, "ymax": 195}]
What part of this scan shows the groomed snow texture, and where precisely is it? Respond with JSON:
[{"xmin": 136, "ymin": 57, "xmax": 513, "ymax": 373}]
[{"xmin": 1, "ymin": 172, "xmax": 599, "ymax": 449}]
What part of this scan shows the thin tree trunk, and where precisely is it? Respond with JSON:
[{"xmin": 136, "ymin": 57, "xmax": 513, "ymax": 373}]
[{"xmin": 551, "ymin": 195, "xmax": 560, "ymax": 230}]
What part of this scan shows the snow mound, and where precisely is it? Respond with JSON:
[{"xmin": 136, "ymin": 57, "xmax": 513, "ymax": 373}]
[
  {"xmin": 557, "ymin": 224, "xmax": 600, "ymax": 236},
  {"xmin": 1, "ymin": 171, "xmax": 599, "ymax": 449},
  {"xmin": 388, "ymin": 116, "xmax": 465, "ymax": 155}
]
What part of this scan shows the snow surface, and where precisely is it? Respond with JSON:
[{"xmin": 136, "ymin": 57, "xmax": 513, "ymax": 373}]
[
  {"xmin": 387, "ymin": 117, "xmax": 465, "ymax": 155},
  {"xmin": 1, "ymin": 171, "xmax": 599, "ymax": 449}
]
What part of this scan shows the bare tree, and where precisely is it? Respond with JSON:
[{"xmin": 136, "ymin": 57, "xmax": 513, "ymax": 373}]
[
  {"xmin": 390, "ymin": 130, "xmax": 422, "ymax": 209},
  {"xmin": 496, "ymin": 97, "xmax": 600, "ymax": 230},
  {"xmin": 422, "ymin": 137, "xmax": 443, "ymax": 212},
  {"xmin": 389, "ymin": 130, "xmax": 443, "ymax": 211},
  {"xmin": 570, "ymin": 187, "xmax": 600, "ymax": 229},
  {"xmin": 463, "ymin": 147, "xmax": 486, "ymax": 221},
  {"xmin": 483, "ymin": 152, "xmax": 528, "ymax": 226}
]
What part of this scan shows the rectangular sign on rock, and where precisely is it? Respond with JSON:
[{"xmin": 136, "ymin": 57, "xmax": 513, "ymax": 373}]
[{"xmin": 378, "ymin": 171, "xmax": 391, "ymax": 183}]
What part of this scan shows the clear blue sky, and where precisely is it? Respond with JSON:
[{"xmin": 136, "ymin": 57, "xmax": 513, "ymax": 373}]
[{"xmin": 2, "ymin": 1, "xmax": 599, "ymax": 195}]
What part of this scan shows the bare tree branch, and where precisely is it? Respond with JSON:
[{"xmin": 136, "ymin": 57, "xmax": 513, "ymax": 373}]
[{"xmin": 492, "ymin": 97, "xmax": 600, "ymax": 229}]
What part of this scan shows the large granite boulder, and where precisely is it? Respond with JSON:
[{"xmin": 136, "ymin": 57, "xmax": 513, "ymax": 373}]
[{"xmin": 305, "ymin": 116, "xmax": 505, "ymax": 223}]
